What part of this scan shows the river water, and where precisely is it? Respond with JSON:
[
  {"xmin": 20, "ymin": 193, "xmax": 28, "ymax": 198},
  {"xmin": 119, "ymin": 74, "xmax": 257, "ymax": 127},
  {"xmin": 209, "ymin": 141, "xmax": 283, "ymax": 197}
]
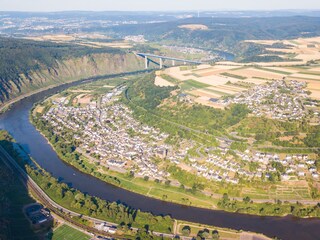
[{"xmin": 0, "ymin": 77, "xmax": 319, "ymax": 240}]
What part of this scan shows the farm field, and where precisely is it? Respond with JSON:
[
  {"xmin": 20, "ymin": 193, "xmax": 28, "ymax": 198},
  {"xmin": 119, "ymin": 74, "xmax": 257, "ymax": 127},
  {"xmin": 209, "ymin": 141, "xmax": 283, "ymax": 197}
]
[
  {"xmin": 160, "ymin": 37, "xmax": 320, "ymax": 106},
  {"xmin": 52, "ymin": 224, "xmax": 91, "ymax": 240},
  {"xmin": 246, "ymin": 36, "xmax": 320, "ymax": 65}
]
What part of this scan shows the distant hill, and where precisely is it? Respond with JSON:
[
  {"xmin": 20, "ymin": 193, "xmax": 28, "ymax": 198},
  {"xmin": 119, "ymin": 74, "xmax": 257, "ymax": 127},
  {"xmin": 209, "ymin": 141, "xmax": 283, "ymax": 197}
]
[{"xmin": 107, "ymin": 16, "xmax": 320, "ymax": 54}]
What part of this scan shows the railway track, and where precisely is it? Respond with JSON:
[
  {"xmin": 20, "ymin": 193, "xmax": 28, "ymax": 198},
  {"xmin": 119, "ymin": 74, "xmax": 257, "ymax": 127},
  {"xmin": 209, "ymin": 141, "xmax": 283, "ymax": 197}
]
[{"xmin": 0, "ymin": 145, "xmax": 127, "ymax": 239}]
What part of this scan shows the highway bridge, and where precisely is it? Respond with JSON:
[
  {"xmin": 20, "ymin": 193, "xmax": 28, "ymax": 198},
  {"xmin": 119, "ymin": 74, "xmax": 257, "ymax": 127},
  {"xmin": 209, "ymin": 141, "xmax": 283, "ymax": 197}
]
[{"xmin": 135, "ymin": 52, "xmax": 203, "ymax": 69}]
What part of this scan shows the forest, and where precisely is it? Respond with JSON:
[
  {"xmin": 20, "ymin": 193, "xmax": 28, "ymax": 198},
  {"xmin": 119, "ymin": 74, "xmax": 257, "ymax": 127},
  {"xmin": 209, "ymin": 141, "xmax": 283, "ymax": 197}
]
[
  {"xmin": 107, "ymin": 16, "xmax": 320, "ymax": 56},
  {"xmin": 124, "ymin": 73, "xmax": 250, "ymax": 143},
  {"xmin": 0, "ymin": 37, "xmax": 123, "ymax": 102}
]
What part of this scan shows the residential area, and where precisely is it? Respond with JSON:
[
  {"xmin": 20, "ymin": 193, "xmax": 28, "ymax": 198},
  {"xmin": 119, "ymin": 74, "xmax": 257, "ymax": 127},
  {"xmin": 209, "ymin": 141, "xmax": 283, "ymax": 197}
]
[
  {"xmin": 40, "ymin": 84, "xmax": 319, "ymax": 188},
  {"xmin": 220, "ymin": 80, "xmax": 319, "ymax": 121},
  {"xmin": 42, "ymin": 86, "xmax": 193, "ymax": 181}
]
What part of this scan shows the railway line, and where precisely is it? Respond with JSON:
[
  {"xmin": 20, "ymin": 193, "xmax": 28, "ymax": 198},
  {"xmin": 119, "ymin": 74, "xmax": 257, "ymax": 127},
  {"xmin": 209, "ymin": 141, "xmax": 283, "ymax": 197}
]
[{"xmin": 0, "ymin": 145, "xmax": 131, "ymax": 239}]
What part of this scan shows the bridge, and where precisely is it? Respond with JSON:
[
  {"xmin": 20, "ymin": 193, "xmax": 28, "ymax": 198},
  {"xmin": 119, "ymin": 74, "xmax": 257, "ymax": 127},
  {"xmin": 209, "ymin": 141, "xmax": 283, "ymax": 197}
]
[{"xmin": 135, "ymin": 52, "xmax": 203, "ymax": 69}]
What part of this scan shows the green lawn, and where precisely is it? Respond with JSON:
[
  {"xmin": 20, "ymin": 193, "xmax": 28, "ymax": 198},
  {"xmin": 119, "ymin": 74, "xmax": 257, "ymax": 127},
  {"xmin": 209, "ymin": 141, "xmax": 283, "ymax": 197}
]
[{"xmin": 52, "ymin": 225, "xmax": 91, "ymax": 240}]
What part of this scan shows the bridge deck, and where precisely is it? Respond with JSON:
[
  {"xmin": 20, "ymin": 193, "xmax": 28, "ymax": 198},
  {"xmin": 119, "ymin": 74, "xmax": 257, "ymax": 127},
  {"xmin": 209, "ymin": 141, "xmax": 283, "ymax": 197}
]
[{"xmin": 137, "ymin": 52, "xmax": 203, "ymax": 64}]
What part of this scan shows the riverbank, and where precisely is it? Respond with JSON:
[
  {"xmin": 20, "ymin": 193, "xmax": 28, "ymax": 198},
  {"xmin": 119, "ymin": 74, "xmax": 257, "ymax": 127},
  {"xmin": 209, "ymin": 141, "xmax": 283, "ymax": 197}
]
[
  {"xmin": 0, "ymin": 69, "xmax": 151, "ymax": 114},
  {"xmin": 1, "ymin": 72, "xmax": 320, "ymax": 240},
  {"xmin": 29, "ymin": 77, "xmax": 320, "ymax": 220},
  {"xmin": 0, "ymin": 129, "xmax": 274, "ymax": 240},
  {"xmin": 0, "ymin": 83, "xmax": 63, "ymax": 113}
]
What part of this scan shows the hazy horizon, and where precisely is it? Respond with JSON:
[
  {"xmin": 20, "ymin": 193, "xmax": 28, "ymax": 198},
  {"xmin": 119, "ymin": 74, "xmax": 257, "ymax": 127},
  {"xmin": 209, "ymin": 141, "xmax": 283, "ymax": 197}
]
[{"xmin": 1, "ymin": 0, "xmax": 320, "ymax": 12}]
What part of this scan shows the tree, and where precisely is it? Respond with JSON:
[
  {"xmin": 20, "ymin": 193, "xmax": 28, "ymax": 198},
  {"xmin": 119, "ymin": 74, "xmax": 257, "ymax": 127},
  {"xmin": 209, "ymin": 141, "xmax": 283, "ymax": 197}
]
[
  {"xmin": 181, "ymin": 226, "xmax": 191, "ymax": 236},
  {"xmin": 135, "ymin": 228, "xmax": 153, "ymax": 240},
  {"xmin": 222, "ymin": 193, "xmax": 229, "ymax": 202},
  {"xmin": 243, "ymin": 196, "xmax": 251, "ymax": 204},
  {"xmin": 144, "ymin": 176, "xmax": 149, "ymax": 181},
  {"xmin": 198, "ymin": 229, "xmax": 210, "ymax": 239},
  {"xmin": 165, "ymin": 180, "xmax": 171, "ymax": 186},
  {"xmin": 212, "ymin": 230, "xmax": 220, "ymax": 240}
]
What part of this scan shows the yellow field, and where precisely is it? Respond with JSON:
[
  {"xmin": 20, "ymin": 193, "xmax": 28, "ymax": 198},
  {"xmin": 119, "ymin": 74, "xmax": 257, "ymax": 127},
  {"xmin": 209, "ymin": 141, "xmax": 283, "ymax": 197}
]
[
  {"xmin": 160, "ymin": 36, "xmax": 320, "ymax": 104},
  {"xmin": 246, "ymin": 36, "xmax": 320, "ymax": 65},
  {"xmin": 161, "ymin": 65, "xmax": 268, "ymax": 104},
  {"xmin": 154, "ymin": 76, "xmax": 175, "ymax": 87}
]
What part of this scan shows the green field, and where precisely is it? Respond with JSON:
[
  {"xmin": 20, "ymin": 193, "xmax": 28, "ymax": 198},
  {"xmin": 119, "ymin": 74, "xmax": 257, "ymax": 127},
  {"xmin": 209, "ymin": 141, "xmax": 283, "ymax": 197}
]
[
  {"xmin": 180, "ymin": 79, "xmax": 211, "ymax": 90},
  {"xmin": 256, "ymin": 67, "xmax": 292, "ymax": 75},
  {"xmin": 160, "ymin": 74, "xmax": 179, "ymax": 84},
  {"xmin": 220, "ymin": 72, "xmax": 247, "ymax": 80},
  {"xmin": 52, "ymin": 225, "xmax": 91, "ymax": 240},
  {"xmin": 299, "ymin": 71, "xmax": 320, "ymax": 76}
]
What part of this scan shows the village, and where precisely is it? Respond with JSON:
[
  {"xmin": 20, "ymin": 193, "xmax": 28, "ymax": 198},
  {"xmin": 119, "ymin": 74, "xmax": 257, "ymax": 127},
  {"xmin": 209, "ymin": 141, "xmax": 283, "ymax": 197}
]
[
  {"xmin": 40, "ymin": 85, "xmax": 319, "ymax": 187},
  {"xmin": 43, "ymin": 86, "xmax": 193, "ymax": 181},
  {"xmin": 182, "ymin": 136, "xmax": 319, "ymax": 185},
  {"xmin": 219, "ymin": 80, "xmax": 318, "ymax": 121},
  {"xmin": 201, "ymin": 148, "xmax": 319, "ymax": 183}
]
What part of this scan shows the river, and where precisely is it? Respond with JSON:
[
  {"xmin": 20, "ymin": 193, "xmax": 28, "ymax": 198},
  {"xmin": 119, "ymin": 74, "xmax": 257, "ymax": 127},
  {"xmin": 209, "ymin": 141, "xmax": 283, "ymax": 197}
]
[{"xmin": 0, "ymin": 77, "xmax": 319, "ymax": 240}]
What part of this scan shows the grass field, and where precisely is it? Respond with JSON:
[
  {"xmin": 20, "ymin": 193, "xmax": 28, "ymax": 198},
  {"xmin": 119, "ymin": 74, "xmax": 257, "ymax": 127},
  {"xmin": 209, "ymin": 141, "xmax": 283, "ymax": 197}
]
[
  {"xmin": 52, "ymin": 225, "xmax": 91, "ymax": 240},
  {"xmin": 220, "ymin": 72, "xmax": 247, "ymax": 80},
  {"xmin": 180, "ymin": 79, "xmax": 211, "ymax": 91},
  {"xmin": 257, "ymin": 67, "xmax": 293, "ymax": 75}
]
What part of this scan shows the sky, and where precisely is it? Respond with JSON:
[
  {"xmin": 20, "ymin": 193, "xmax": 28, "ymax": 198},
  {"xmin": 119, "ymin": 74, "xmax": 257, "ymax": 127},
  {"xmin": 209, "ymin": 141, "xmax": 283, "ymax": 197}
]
[{"xmin": 1, "ymin": 0, "xmax": 320, "ymax": 12}]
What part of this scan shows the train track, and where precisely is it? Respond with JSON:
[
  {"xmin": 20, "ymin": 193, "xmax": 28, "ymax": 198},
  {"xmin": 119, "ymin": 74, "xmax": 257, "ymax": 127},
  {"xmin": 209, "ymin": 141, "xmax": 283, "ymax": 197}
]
[{"xmin": 0, "ymin": 145, "xmax": 127, "ymax": 239}]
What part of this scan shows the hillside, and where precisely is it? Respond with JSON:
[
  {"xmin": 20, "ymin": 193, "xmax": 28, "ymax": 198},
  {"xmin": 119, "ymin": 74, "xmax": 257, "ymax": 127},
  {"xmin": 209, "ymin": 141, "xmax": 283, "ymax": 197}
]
[
  {"xmin": 0, "ymin": 37, "xmax": 144, "ymax": 104},
  {"xmin": 107, "ymin": 16, "xmax": 320, "ymax": 54}
]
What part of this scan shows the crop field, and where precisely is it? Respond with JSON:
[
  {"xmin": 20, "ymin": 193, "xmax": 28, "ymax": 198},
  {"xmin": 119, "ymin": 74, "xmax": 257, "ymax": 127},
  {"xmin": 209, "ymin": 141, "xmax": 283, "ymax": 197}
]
[
  {"xmin": 161, "ymin": 65, "xmax": 267, "ymax": 105},
  {"xmin": 180, "ymin": 79, "xmax": 211, "ymax": 91},
  {"xmin": 246, "ymin": 37, "xmax": 320, "ymax": 65},
  {"xmin": 52, "ymin": 224, "xmax": 90, "ymax": 240},
  {"xmin": 154, "ymin": 76, "xmax": 175, "ymax": 87},
  {"xmin": 159, "ymin": 37, "xmax": 320, "ymax": 106}
]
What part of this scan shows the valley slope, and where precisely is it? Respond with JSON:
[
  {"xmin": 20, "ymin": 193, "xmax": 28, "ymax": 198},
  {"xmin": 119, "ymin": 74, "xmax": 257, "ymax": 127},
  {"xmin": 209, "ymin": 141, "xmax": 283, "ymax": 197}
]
[{"xmin": 0, "ymin": 37, "xmax": 144, "ymax": 106}]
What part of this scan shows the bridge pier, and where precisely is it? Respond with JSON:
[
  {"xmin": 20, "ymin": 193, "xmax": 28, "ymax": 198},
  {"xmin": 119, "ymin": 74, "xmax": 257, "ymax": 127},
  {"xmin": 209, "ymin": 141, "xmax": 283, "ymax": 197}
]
[
  {"xmin": 145, "ymin": 56, "xmax": 148, "ymax": 69},
  {"xmin": 137, "ymin": 52, "xmax": 202, "ymax": 69}
]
